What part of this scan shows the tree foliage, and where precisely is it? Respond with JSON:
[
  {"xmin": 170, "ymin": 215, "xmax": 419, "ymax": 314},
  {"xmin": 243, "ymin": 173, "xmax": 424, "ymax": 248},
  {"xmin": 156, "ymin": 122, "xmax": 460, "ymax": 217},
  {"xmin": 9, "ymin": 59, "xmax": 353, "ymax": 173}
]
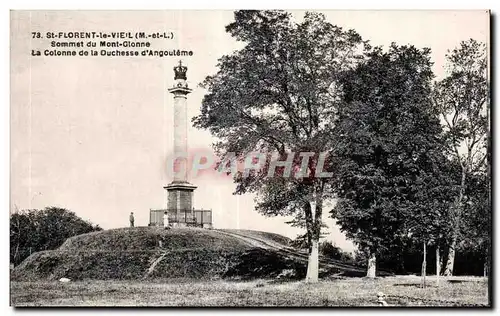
[
  {"xmin": 331, "ymin": 44, "xmax": 450, "ymax": 275},
  {"xmin": 459, "ymin": 170, "xmax": 490, "ymax": 256},
  {"xmin": 432, "ymin": 39, "xmax": 489, "ymax": 276},
  {"xmin": 10, "ymin": 207, "xmax": 102, "ymax": 265}
]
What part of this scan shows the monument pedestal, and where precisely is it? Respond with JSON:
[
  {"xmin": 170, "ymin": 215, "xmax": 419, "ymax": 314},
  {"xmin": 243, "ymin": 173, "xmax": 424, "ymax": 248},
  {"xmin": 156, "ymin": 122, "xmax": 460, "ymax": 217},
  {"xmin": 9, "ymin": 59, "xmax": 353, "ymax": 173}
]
[{"xmin": 164, "ymin": 181, "xmax": 197, "ymax": 227}]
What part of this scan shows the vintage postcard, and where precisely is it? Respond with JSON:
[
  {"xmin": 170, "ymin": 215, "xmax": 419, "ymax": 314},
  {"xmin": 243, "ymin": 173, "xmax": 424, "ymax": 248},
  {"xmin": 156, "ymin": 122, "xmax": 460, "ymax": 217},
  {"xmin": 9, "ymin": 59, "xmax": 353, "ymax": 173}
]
[{"xmin": 10, "ymin": 10, "xmax": 491, "ymax": 307}]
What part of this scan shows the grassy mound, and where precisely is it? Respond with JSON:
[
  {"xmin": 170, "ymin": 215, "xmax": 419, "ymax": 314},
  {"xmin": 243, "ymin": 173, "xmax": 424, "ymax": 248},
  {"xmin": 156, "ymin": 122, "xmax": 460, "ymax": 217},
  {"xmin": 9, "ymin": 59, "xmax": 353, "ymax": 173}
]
[{"xmin": 11, "ymin": 227, "xmax": 301, "ymax": 282}]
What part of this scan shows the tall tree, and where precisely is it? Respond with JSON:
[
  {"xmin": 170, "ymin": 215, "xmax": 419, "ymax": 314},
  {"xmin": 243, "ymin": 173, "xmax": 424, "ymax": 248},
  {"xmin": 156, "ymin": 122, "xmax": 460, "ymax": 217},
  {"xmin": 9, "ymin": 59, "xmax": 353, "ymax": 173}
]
[
  {"xmin": 193, "ymin": 10, "xmax": 366, "ymax": 282},
  {"xmin": 458, "ymin": 170, "xmax": 491, "ymax": 276},
  {"xmin": 433, "ymin": 39, "xmax": 489, "ymax": 276},
  {"xmin": 331, "ymin": 44, "xmax": 446, "ymax": 277}
]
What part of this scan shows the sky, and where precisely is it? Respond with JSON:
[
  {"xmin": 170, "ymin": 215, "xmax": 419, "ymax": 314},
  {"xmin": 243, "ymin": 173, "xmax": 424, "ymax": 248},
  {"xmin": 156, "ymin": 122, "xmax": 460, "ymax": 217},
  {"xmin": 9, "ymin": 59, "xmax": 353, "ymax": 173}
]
[{"xmin": 10, "ymin": 10, "xmax": 489, "ymax": 252}]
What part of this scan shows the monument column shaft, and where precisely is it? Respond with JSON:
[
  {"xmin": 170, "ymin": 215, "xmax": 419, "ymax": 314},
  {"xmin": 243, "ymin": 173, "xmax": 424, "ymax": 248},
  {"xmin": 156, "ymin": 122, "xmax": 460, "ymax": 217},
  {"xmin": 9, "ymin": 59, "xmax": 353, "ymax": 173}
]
[
  {"xmin": 173, "ymin": 92, "xmax": 188, "ymax": 183},
  {"xmin": 164, "ymin": 61, "xmax": 196, "ymax": 228}
]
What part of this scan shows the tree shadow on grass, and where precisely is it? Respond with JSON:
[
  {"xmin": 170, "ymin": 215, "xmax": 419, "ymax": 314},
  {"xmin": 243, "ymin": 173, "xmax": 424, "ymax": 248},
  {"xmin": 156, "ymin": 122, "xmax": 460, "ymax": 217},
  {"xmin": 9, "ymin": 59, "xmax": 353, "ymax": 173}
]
[
  {"xmin": 392, "ymin": 283, "xmax": 438, "ymax": 289},
  {"xmin": 336, "ymin": 269, "xmax": 394, "ymax": 278},
  {"xmin": 447, "ymin": 280, "xmax": 467, "ymax": 284},
  {"xmin": 337, "ymin": 270, "xmax": 366, "ymax": 278},
  {"xmin": 393, "ymin": 283, "xmax": 421, "ymax": 287},
  {"xmin": 393, "ymin": 280, "xmax": 475, "ymax": 287}
]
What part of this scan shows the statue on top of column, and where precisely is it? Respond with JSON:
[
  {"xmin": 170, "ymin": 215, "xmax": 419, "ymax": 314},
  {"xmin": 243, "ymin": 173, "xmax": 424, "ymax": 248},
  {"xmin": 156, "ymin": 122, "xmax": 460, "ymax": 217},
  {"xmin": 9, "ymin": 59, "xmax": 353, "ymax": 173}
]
[{"xmin": 174, "ymin": 60, "xmax": 188, "ymax": 81}]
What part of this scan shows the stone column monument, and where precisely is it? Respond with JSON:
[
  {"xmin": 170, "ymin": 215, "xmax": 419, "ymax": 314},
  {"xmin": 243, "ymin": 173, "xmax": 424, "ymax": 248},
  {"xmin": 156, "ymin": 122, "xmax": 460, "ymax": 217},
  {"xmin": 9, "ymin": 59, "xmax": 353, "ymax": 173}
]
[{"xmin": 164, "ymin": 61, "xmax": 196, "ymax": 227}]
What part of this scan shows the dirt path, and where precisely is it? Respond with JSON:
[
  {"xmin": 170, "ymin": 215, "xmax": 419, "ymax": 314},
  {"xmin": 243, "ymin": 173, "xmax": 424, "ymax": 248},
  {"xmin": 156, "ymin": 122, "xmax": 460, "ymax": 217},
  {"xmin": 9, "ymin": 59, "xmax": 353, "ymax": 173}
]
[
  {"xmin": 216, "ymin": 230, "xmax": 271, "ymax": 249},
  {"xmin": 144, "ymin": 251, "xmax": 169, "ymax": 278}
]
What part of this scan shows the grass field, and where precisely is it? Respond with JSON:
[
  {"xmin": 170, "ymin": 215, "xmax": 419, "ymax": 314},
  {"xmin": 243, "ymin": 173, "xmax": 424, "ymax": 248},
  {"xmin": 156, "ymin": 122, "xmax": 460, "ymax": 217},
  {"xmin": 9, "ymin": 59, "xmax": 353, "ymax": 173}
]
[{"xmin": 11, "ymin": 276, "xmax": 489, "ymax": 307}]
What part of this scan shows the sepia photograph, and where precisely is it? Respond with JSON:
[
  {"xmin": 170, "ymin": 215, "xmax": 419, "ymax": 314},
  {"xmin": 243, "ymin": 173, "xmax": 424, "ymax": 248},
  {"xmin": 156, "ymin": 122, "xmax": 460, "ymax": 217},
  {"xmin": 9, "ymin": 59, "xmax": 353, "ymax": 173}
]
[{"xmin": 9, "ymin": 9, "xmax": 491, "ymax": 307}]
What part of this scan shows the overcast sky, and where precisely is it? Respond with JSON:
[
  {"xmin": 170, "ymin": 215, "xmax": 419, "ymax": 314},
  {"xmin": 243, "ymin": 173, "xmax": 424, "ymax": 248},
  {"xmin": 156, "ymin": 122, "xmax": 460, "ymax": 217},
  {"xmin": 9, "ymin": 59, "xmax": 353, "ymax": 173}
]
[{"xmin": 11, "ymin": 10, "xmax": 489, "ymax": 251}]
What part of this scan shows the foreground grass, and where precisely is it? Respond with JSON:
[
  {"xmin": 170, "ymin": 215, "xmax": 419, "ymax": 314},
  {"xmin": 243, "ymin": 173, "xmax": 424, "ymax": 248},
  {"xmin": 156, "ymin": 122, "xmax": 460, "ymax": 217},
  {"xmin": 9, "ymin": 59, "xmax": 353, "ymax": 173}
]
[{"xmin": 11, "ymin": 276, "xmax": 489, "ymax": 307}]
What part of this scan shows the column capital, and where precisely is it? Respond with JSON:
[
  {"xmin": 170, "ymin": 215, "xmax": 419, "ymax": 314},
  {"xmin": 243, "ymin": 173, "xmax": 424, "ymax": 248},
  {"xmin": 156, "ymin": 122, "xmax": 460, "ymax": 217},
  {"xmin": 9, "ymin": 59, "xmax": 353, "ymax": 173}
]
[{"xmin": 168, "ymin": 86, "xmax": 192, "ymax": 95}]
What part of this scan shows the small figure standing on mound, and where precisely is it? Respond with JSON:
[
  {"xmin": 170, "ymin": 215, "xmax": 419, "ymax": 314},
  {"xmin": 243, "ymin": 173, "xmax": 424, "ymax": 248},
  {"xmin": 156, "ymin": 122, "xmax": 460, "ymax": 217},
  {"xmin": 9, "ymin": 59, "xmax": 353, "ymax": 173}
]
[
  {"xmin": 163, "ymin": 212, "xmax": 170, "ymax": 229},
  {"xmin": 129, "ymin": 212, "xmax": 135, "ymax": 227}
]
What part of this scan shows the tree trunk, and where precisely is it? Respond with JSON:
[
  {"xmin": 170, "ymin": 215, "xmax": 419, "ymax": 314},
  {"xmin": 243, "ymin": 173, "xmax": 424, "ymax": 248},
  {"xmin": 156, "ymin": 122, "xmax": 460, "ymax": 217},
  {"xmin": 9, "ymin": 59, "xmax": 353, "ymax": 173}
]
[
  {"xmin": 304, "ymin": 202, "xmax": 313, "ymax": 254},
  {"xmin": 421, "ymin": 242, "xmax": 427, "ymax": 288},
  {"xmin": 366, "ymin": 251, "xmax": 377, "ymax": 278},
  {"xmin": 305, "ymin": 189, "xmax": 322, "ymax": 283},
  {"xmin": 306, "ymin": 238, "xmax": 319, "ymax": 283},
  {"xmin": 14, "ymin": 243, "xmax": 19, "ymax": 266},
  {"xmin": 484, "ymin": 256, "xmax": 489, "ymax": 277},
  {"xmin": 444, "ymin": 236, "xmax": 457, "ymax": 276},
  {"xmin": 436, "ymin": 245, "xmax": 440, "ymax": 286},
  {"xmin": 439, "ymin": 250, "xmax": 444, "ymax": 272},
  {"xmin": 444, "ymin": 167, "xmax": 466, "ymax": 276}
]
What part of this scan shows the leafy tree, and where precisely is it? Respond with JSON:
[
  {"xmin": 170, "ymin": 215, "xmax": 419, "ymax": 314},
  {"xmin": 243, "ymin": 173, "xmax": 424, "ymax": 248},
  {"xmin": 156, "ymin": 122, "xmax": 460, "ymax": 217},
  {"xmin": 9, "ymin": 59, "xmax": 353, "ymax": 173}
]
[
  {"xmin": 331, "ymin": 44, "xmax": 446, "ymax": 278},
  {"xmin": 10, "ymin": 207, "xmax": 102, "ymax": 265},
  {"xmin": 458, "ymin": 170, "xmax": 491, "ymax": 275},
  {"xmin": 10, "ymin": 208, "xmax": 37, "ymax": 266},
  {"xmin": 432, "ymin": 39, "xmax": 489, "ymax": 276},
  {"xmin": 193, "ymin": 10, "xmax": 366, "ymax": 282}
]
